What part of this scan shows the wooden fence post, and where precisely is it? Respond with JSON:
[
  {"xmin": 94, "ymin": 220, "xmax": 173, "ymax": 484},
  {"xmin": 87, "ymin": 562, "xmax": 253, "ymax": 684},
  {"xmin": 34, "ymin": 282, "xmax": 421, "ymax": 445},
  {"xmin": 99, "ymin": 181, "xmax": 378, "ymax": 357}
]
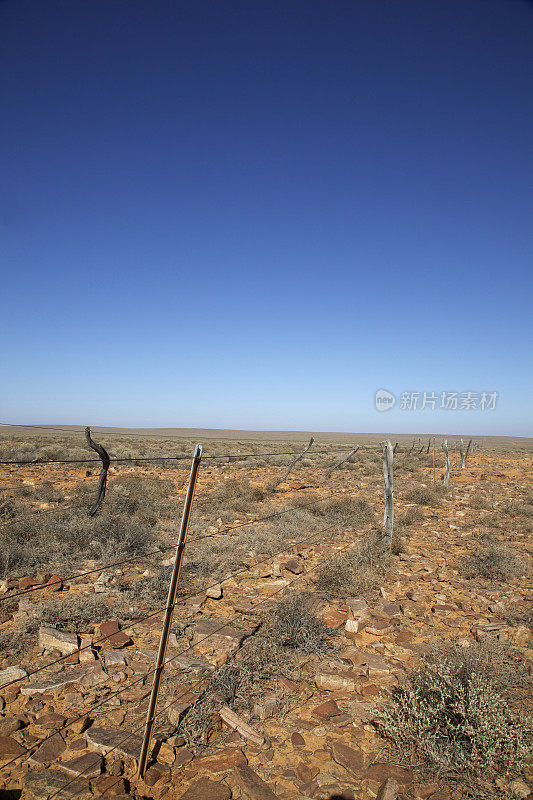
[
  {"xmin": 85, "ymin": 427, "xmax": 110, "ymax": 517},
  {"xmin": 461, "ymin": 438, "xmax": 472, "ymax": 468},
  {"xmin": 443, "ymin": 439, "xmax": 451, "ymax": 487},
  {"xmin": 381, "ymin": 440, "xmax": 394, "ymax": 548},
  {"xmin": 325, "ymin": 446, "xmax": 359, "ymax": 478},
  {"xmin": 271, "ymin": 437, "xmax": 314, "ymax": 489},
  {"xmin": 137, "ymin": 444, "xmax": 203, "ymax": 778}
]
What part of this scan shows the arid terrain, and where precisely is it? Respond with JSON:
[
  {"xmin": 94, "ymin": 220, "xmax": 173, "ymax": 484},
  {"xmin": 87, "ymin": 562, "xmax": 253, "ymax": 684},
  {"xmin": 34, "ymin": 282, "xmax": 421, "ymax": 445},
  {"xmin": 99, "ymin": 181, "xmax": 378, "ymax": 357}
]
[{"xmin": 0, "ymin": 428, "xmax": 531, "ymax": 800}]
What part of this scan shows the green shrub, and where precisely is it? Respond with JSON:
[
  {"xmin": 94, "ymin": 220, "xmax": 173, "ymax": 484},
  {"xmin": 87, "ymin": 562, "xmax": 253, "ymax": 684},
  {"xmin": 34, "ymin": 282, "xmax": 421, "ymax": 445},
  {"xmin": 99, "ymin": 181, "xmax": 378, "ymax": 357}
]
[{"xmin": 374, "ymin": 640, "xmax": 531, "ymax": 797}]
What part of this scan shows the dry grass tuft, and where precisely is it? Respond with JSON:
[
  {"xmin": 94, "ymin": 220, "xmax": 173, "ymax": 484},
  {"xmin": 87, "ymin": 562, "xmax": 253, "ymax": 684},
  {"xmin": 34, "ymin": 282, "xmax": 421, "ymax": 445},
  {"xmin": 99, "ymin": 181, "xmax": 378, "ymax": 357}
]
[{"xmin": 460, "ymin": 543, "xmax": 525, "ymax": 582}]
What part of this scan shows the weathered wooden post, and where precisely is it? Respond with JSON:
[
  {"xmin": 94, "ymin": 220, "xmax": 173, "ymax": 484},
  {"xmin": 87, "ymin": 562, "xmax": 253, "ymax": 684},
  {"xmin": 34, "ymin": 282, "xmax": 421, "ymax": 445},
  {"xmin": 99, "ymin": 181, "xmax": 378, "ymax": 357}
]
[
  {"xmin": 381, "ymin": 440, "xmax": 394, "ymax": 548},
  {"xmin": 325, "ymin": 446, "xmax": 359, "ymax": 478},
  {"xmin": 138, "ymin": 444, "xmax": 203, "ymax": 778},
  {"xmin": 432, "ymin": 436, "xmax": 436, "ymax": 483},
  {"xmin": 461, "ymin": 438, "xmax": 472, "ymax": 468},
  {"xmin": 443, "ymin": 439, "xmax": 451, "ymax": 487},
  {"xmin": 271, "ymin": 437, "xmax": 314, "ymax": 489}
]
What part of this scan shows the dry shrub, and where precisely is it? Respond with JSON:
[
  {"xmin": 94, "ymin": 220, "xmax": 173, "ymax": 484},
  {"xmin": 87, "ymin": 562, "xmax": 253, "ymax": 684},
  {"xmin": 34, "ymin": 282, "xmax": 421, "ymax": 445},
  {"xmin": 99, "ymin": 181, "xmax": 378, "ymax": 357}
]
[
  {"xmin": 315, "ymin": 496, "xmax": 374, "ymax": 528},
  {"xmin": 461, "ymin": 543, "xmax": 524, "ymax": 581},
  {"xmin": 36, "ymin": 594, "xmax": 121, "ymax": 633},
  {"xmin": 0, "ymin": 477, "xmax": 167, "ymax": 578},
  {"xmin": 315, "ymin": 534, "xmax": 391, "ymax": 600},
  {"xmin": 469, "ymin": 492, "xmax": 493, "ymax": 510},
  {"xmin": 195, "ymin": 478, "xmax": 265, "ymax": 522},
  {"xmin": 398, "ymin": 506, "xmax": 424, "ymax": 526},
  {"xmin": 177, "ymin": 636, "xmax": 291, "ymax": 746},
  {"xmin": 503, "ymin": 498, "xmax": 533, "ymax": 519},
  {"xmin": 374, "ymin": 639, "xmax": 531, "ymax": 798},
  {"xmin": 266, "ymin": 594, "xmax": 332, "ymax": 654},
  {"xmin": 405, "ymin": 486, "xmax": 446, "ymax": 506}
]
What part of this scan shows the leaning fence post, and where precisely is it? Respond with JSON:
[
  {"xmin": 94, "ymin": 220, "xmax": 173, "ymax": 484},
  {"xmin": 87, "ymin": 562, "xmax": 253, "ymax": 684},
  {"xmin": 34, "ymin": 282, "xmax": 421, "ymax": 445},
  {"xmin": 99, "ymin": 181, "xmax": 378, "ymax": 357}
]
[
  {"xmin": 271, "ymin": 437, "xmax": 314, "ymax": 489},
  {"xmin": 381, "ymin": 440, "xmax": 394, "ymax": 548},
  {"xmin": 443, "ymin": 439, "xmax": 451, "ymax": 487},
  {"xmin": 85, "ymin": 427, "xmax": 110, "ymax": 517},
  {"xmin": 325, "ymin": 445, "xmax": 359, "ymax": 478},
  {"xmin": 137, "ymin": 444, "xmax": 203, "ymax": 778},
  {"xmin": 461, "ymin": 438, "xmax": 472, "ymax": 469}
]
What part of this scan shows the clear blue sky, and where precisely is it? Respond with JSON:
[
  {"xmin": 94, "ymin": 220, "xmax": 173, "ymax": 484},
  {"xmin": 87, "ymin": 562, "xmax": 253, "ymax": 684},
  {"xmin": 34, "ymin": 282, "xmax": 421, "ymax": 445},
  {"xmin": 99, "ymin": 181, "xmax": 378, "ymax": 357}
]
[{"xmin": 1, "ymin": 0, "xmax": 532, "ymax": 436}]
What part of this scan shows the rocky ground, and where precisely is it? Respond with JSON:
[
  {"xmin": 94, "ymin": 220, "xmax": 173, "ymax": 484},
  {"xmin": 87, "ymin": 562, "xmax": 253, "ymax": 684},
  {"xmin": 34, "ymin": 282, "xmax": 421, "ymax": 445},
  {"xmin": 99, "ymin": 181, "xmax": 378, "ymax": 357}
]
[{"xmin": 0, "ymin": 436, "xmax": 531, "ymax": 800}]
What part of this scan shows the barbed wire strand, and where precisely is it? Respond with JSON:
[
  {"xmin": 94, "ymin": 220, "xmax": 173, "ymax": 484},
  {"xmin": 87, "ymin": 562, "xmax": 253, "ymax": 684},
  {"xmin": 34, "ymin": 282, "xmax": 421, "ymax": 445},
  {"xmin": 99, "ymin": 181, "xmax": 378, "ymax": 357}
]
[
  {"xmin": 0, "ymin": 488, "xmax": 344, "ymax": 601},
  {"xmin": 2, "ymin": 516, "xmax": 358, "ymax": 776},
  {"xmin": 14, "ymin": 523, "xmax": 358, "ymax": 792}
]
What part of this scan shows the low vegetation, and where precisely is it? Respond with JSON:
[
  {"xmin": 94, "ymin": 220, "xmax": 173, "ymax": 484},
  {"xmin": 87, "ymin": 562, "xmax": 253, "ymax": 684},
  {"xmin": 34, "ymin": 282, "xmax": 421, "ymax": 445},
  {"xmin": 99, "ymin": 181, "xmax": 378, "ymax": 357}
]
[
  {"xmin": 375, "ymin": 639, "xmax": 531, "ymax": 798},
  {"xmin": 460, "ymin": 542, "xmax": 524, "ymax": 582},
  {"xmin": 315, "ymin": 533, "xmax": 391, "ymax": 600}
]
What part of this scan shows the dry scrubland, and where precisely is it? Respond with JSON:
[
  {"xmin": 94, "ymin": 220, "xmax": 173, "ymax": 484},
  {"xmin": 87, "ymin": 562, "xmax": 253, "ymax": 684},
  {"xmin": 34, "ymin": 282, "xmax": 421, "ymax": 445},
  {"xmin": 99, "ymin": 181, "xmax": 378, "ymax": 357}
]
[{"xmin": 0, "ymin": 429, "xmax": 531, "ymax": 800}]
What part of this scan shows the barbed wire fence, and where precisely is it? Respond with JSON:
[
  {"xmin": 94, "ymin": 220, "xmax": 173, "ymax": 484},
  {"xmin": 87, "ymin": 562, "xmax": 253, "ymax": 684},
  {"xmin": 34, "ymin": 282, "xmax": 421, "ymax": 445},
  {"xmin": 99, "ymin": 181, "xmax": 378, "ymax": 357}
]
[{"xmin": 0, "ymin": 424, "xmax": 482, "ymax": 796}]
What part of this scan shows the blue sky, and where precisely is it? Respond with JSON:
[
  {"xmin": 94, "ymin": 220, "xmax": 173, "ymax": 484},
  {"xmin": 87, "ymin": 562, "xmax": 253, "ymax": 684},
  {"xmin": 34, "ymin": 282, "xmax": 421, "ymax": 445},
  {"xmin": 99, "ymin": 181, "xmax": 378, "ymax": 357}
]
[{"xmin": 1, "ymin": 0, "xmax": 532, "ymax": 436}]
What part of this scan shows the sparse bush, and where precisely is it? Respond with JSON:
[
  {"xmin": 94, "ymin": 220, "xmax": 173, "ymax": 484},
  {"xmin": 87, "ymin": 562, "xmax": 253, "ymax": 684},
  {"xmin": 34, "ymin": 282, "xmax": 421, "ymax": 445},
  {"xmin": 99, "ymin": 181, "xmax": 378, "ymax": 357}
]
[
  {"xmin": 266, "ymin": 594, "xmax": 332, "ymax": 654},
  {"xmin": 316, "ymin": 533, "xmax": 391, "ymax": 600},
  {"xmin": 374, "ymin": 640, "xmax": 531, "ymax": 797},
  {"xmin": 398, "ymin": 506, "xmax": 424, "ymax": 526},
  {"xmin": 36, "ymin": 594, "xmax": 117, "ymax": 633},
  {"xmin": 469, "ymin": 492, "xmax": 492, "ymax": 510},
  {"xmin": 315, "ymin": 496, "xmax": 374, "ymax": 528},
  {"xmin": 178, "ymin": 636, "xmax": 291, "ymax": 745},
  {"xmin": 195, "ymin": 478, "xmax": 265, "ymax": 523},
  {"xmin": 0, "ymin": 494, "xmax": 17, "ymax": 522},
  {"xmin": 461, "ymin": 543, "xmax": 524, "ymax": 581},
  {"xmin": 405, "ymin": 486, "xmax": 447, "ymax": 506},
  {"xmin": 0, "ymin": 618, "xmax": 40, "ymax": 660}
]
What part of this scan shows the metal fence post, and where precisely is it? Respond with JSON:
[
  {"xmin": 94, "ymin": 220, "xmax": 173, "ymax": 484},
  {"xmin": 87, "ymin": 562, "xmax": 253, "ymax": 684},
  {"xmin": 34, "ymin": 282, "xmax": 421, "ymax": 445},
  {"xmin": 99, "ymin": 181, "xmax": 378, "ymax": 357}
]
[{"xmin": 137, "ymin": 444, "xmax": 203, "ymax": 778}]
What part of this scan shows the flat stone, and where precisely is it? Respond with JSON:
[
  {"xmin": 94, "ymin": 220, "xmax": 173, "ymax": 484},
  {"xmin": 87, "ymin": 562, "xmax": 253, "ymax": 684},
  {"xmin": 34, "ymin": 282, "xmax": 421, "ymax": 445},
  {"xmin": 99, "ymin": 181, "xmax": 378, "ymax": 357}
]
[
  {"xmin": 376, "ymin": 777, "xmax": 400, "ymax": 800},
  {"xmin": 365, "ymin": 763, "xmax": 414, "ymax": 785},
  {"xmin": 58, "ymin": 751, "xmax": 103, "ymax": 778},
  {"xmin": 0, "ymin": 665, "xmax": 27, "ymax": 689},
  {"xmin": 0, "ymin": 734, "xmax": 26, "ymax": 760},
  {"xmin": 21, "ymin": 768, "xmax": 92, "ymax": 800},
  {"xmin": 93, "ymin": 776, "xmax": 128, "ymax": 795},
  {"xmin": 105, "ymin": 652, "xmax": 127, "ymax": 667},
  {"xmin": 85, "ymin": 727, "xmax": 143, "ymax": 760},
  {"xmin": 233, "ymin": 763, "xmax": 280, "ymax": 799},
  {"xmin": 39, "ymin": 627, "xmax": 79, "ymax": 656},
  {"xmin": 192, "ymin": 620, "xmax": 246, "ymax": 651},
  {"xmin": 177, "ymin": 777, "xmax": 231, "ymax": 800},
  {"xmin": 21, "ymin": 666, "xmax": 95, "ymax": 696},
  {"xmin": 143, "ymin": 763, "xmax": 171, "ymax": 787},
  {"xmin": 28, "ymin": 732, "xmax": 66, "ymax": 764},
  {"xmin": 100, "ymin": 621, "xmax": 132, "ymax": 648},
  {"xmin": 219, "ymin": 705, "xmax": 264, "ymax": 745},
  {"xmin": 206, "ymin": 584, "xmax": 223, "ymax": 599},
  {"xmin": 316, "ymin": 670, "xmax": 356, "ymax": 692},
  {"xmin": 193, "ymin": 746, "xmax": 247, "ymax": 774},
  {"xmin": 331, "ymin": 740, "xmax": 365, "ymax": 774},
  {"xmin": 313, "ymin": 699, "xmax": 340, "ymax": 719},
  {"xmin": 282, "ymin": 558, "xmax": 304, "ymax": 574},
  {"xmin": 0, "ymin": 716, "xmax": 23, "ymax": 735},
  {"xmin": 291, "ymin": 732, "xmax": 306, "ymax": 747}
]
